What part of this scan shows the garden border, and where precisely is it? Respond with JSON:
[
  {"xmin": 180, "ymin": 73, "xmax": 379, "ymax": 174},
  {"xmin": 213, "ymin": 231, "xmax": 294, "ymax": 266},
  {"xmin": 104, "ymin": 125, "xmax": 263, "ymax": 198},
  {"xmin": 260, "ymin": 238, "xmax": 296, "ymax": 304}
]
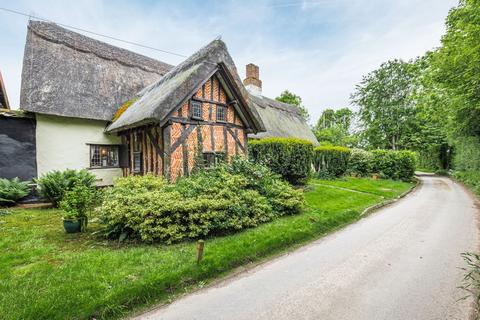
[{"xmin": 360, "ymin": 177, "xmax": 421, "ymax": 217}]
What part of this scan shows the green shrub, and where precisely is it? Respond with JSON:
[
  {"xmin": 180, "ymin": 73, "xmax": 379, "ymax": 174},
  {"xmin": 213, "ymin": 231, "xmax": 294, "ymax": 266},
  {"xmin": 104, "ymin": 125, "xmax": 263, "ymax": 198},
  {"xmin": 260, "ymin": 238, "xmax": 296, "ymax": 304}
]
[
  {"xmin": 435, "ymin": 169, "xmax": 450, "ymax": 176},
  {"xmin": 0, "ymin": 178, "xmax": 30, "ymax": 206},
  {"xmin": 60, "ymin": 185, "xmax": 96, "ymax": 220},
  {"xmin": 346, "ymin": 149, "xmax": 416, "ymax": 181},
  {"xmin": 371, "ymin": 150, "xmax": 416, "ymax": 181},
  {"xmin": 248, "ymin": 137, "xmax": 314, "ymax": 185},
  {"xmin": 346, "ymin": 148, "xmax": 374, "ymax": 177},
  {"xmin": 227, "ymin": 157, "xmax": 303, "ymax": 216},
  {"xmin": 99, "ymin": 159, "xmax": 304, "ymax": 243},
  {"xmin": 454, "ymin": 170, "xmax": 480, "ymax": 195},
  {"xmin": 36, "ymin": 169, "xmax": 96, "ymax": 207},
  {"xmin": 314, "ymin": 146, "xmax": 351, "ymax": 178}
]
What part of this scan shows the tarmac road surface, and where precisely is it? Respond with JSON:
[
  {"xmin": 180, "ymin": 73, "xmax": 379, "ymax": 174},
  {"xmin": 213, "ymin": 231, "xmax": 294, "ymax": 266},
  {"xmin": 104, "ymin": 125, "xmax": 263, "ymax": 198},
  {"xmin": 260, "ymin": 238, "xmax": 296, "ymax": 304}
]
[{"xmin": 134, "ymin": 176, "xmax": 479, "ymax": 320}]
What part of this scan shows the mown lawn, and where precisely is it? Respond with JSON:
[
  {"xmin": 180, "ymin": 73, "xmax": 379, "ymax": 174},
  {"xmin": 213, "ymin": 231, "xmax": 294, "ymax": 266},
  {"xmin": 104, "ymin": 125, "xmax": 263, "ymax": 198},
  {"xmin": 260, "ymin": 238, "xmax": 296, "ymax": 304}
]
[{"xmin": 0, "ymin": 178, "xmax": 413, "ymax": 320}]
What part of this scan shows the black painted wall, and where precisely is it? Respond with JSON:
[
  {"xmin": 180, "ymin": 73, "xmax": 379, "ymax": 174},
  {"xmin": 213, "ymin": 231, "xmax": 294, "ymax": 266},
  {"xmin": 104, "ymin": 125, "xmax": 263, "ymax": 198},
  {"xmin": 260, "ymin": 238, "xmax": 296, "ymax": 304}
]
[{"xmin": 0, "ymin": 115, "xmax": 37, "ymax": 181}]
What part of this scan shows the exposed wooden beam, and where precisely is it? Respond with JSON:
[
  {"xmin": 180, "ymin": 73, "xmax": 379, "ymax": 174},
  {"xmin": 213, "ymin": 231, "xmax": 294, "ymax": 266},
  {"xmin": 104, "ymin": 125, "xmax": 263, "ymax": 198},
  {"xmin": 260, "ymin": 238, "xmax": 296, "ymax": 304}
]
[
  {"xmin": 171, "ymin": 124, "xmax": 197, "ymax": 153},
  {"xmin": 227, "ymin": 127, "xmax": 246, "ymax": 153},
  {"xmin": 163, "ymin": 125, "xmax": 172, "ymax": 180}
]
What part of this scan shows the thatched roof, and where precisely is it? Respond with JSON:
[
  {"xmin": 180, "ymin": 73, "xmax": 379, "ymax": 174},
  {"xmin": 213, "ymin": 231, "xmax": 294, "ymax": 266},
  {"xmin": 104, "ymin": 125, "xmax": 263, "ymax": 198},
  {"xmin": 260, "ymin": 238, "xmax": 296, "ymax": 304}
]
[
  {"xmin": 18, "ymin": 21, "xmax": 317, "ymax": 144},
  {"xmin": 107, "ymin": 40, "xmax": 265, "ymax": 133},
  {"xmin": 20, "ymin": 21, "xmax": 173, "ymax": 121},
  {"xmin": 0, "ymin": 71, "xmax": 10, "ymax": 109},
  {"xmin": 248, "ymin": 94, "xmax": 319, "ymax": 145}
]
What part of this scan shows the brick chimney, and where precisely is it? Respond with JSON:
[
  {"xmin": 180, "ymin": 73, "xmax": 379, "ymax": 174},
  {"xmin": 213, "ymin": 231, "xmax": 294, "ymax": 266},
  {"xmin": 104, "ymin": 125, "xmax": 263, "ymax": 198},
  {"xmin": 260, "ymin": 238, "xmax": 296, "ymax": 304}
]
[{"xmin": 243, "ymin": 63, "xmax": 262, "ymax": 96}]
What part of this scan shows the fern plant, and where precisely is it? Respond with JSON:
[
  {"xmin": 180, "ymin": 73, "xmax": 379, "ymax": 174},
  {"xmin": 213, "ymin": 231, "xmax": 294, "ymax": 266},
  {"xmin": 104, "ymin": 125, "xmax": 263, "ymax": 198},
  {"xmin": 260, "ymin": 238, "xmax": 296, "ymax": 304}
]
[
  {"xmin": 0, "ymin": 178, "xmax": 30, "ymax": 206},
  {"xmin": 36, "ymin": 169, "xmax": 96, "ymax": 207}
]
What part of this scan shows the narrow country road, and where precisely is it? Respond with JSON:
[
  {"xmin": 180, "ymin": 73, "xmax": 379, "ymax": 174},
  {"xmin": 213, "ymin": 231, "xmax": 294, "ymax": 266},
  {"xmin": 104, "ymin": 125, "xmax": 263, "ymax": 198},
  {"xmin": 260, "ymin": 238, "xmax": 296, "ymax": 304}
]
[{"xmin": 135, "ymin": 176, "xmax": 479, "ymax": 320}]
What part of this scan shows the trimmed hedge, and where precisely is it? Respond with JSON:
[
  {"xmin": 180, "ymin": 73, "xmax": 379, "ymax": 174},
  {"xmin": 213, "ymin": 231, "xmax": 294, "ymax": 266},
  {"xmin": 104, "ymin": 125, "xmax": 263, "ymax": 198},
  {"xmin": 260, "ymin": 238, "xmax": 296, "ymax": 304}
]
[
  {"xmin": 346, "ymin": 148, "xmax": 374, "ymax": 177},
  {"xmin": 314, "ymin": 146, "xmax": 351, "ymax": 178},
  {"xmin": 248, "ymin": 138, "xmax": 314, "ymax": 185},
  {"xmin": 371, "ymin": 150, "xmax": 416, "ymax": 181},
  {"xmin": 346, "ymin": 149, "xmax": 416, "ymax": 181}
]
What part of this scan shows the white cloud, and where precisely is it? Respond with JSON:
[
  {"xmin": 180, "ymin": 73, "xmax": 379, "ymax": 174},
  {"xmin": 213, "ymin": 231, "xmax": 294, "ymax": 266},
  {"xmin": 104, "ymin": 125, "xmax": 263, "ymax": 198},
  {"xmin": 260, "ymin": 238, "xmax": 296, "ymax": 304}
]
[{"xmin": 0, "ymin": 0, "xmax": 457, "ymax": 126}]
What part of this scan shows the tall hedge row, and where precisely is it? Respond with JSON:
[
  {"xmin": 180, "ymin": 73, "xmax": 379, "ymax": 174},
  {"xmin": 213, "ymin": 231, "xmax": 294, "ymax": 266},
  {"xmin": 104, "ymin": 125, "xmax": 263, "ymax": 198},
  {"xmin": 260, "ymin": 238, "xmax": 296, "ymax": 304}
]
[
  {"xmin": 248, "ymin": 138, "xmax": 415, "ymax": 182},
  {"xmin": 371, "ymin": 150, "xmax": 416, "ymax": 181},
  {"xmin": 346, "ymin": 148, "xmax": 373, "ymax": 177},
  {"xmin": 248, "ymin": 138, "xmax": 314, "ymax": 185},
  {"xmin": 314, "ymin": 146, "xmax": 351, "ymax": 178},
  {"xmin": 347, "ymin": 148, "xmax": 416, "ymax": 181}
]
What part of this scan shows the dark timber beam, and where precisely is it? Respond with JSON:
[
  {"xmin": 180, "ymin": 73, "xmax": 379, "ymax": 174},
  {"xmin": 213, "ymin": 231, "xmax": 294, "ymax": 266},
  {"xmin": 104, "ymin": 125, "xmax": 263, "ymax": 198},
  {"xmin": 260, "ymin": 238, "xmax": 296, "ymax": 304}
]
[
  {"xmin": 163, "ymin": 125, "xmax": 172, "ymax": 180},
  {"xmin": 171, "ymin": 124, "xmax": 197, "ymax": 153},
  {"xmin": 227, "ymin": 127, "xmax": 246, "ymax": 153}
]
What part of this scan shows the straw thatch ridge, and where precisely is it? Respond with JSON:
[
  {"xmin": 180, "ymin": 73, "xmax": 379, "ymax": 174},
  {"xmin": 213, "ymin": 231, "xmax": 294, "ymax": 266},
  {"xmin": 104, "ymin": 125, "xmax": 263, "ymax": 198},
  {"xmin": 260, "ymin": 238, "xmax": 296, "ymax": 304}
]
[
  {"xmin": 248, "ymin": 94, "xmax": 319, "ymax": 145},
  {"xmin": 20, "ymin": 21, "xmax": 173, "ymax": 121},
  {"xmin": 107, "ymin": 39, "xmax": 265, "ymax": 133}
]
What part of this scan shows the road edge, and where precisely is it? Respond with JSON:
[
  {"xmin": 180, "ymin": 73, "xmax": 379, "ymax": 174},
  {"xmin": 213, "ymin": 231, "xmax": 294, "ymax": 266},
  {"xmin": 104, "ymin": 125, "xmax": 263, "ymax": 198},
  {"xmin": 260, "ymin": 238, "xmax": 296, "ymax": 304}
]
[
  {"xmin": 360, "ymin": 177, "xmax": 421, "ymax": 217},
  {"xmin": 130, "ymin": 180, "xmax": 421, "ymax": 319}
]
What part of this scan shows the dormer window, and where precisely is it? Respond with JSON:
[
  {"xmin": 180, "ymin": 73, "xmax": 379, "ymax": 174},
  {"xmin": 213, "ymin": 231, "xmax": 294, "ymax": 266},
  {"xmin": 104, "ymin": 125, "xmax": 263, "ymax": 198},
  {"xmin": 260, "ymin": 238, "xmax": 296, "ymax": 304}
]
[
  {"xmin": 216, "ymin": 105, "xmax": 227, "ymax": 122},
  {"xmin": 191, "ymin": 101, "xmax": 202, "ymax": 120}
]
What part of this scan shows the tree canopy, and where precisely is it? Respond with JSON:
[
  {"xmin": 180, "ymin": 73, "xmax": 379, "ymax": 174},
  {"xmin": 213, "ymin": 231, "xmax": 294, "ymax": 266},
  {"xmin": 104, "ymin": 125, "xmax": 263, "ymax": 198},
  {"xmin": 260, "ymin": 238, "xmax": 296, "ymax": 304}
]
[
  {"xmin": 350, "ymin": 0, "xmax": 480, "ymax": 171},
  {"xmin": 313, "ymin": 108, "xmax": 356, "ymax": 146},
  {"xmin": 276, "ymin": 90, "xmax": 311, "ymax": 123},
  {"xmin": 351, "ymin": 59, "xmax": 419, "ymax": 150}
]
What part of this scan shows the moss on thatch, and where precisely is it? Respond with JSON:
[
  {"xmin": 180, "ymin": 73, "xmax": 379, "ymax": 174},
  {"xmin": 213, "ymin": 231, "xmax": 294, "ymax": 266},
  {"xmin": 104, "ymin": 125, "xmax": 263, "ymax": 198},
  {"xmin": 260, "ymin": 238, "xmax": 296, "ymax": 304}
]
[{"xmin": 112, "ymin": 97, "xmax": 138, "ymax": 122}]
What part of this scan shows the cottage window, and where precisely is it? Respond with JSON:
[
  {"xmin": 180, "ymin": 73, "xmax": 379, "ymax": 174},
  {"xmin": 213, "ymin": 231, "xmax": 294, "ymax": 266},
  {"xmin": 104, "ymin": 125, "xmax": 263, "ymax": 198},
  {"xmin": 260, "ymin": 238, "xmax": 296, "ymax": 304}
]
[
  {"xmin": 191, "ymin": 101, "xmax": 202, "ymax": 120},
  {"xmin": 133, "ymin": 152, "xmax": 142, "ymax": 173},
  {"xmin": 90, "ymin": 145, "xmax": 119, "ymax": 168},
  {"xmin": 216, "ymin": 105, "xmax": 227, "ymax": 122},
  {"xmin": 132, "ymin": 134, "xmax": 142, "ymax": 173}
]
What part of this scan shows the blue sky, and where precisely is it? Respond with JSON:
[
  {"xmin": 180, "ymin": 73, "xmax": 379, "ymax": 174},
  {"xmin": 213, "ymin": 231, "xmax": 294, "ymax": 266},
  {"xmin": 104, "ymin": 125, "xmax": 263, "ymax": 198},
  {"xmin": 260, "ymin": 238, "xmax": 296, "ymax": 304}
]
[{"xmin": 0, "ymin": 0, "xmax": 457, "ymax": 123}]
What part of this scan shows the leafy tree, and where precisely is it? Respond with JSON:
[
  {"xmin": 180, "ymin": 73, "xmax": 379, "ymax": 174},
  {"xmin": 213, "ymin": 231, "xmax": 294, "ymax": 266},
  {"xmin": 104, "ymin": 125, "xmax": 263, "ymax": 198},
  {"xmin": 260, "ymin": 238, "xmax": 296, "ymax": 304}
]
[
  {"xmin": 276, "ymin": 90, "xmax": 310, "ymax": 123},
  {"xmin": 315, "ymin": 108, "xmax": 353, "ymax": 131},
  {"xmin": 351, "ymin": 59, "xmax": 419, "ymax": 150},
  {"xmin": 429, "ymin": 0, "xmax": 480, "ymax": 138},
  {"xmin": 313, "ymin": 108, "xmax": 357, "ymax": 146}
]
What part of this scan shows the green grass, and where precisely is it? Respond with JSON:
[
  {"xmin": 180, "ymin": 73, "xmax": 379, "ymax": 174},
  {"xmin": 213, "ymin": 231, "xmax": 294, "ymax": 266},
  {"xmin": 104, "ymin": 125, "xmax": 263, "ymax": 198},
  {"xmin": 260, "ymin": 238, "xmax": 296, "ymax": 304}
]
[
  {"xmin": 0, "ymin": 178, "xmax": 414, "ymax": 320},
  {"xmin": 311, "ymin": 177, "xmax": 413, "ymax": 198}
]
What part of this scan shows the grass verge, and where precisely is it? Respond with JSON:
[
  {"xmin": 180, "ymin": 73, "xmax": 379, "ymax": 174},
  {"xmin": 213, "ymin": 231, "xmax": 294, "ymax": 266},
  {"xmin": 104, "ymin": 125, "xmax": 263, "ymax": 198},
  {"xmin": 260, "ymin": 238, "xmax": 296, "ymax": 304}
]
[{"xmin": 0, "ymin": 178, "xmax": 413, "ymax": 320}]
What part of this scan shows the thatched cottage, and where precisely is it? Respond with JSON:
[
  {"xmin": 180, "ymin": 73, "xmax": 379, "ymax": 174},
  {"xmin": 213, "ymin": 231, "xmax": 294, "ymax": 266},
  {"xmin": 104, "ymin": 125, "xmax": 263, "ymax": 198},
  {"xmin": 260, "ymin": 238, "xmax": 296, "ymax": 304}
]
[{"xmin": 17, "ymin": 21, "xmax": 317, "ymax": 184}]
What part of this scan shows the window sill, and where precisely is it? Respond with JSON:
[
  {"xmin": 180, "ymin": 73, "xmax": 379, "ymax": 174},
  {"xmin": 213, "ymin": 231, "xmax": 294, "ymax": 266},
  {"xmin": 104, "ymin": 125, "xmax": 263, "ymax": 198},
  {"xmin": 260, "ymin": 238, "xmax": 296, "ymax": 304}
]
[{"xmin": 88, "ymin": 166, "xmax": 121, "ymax": 170}]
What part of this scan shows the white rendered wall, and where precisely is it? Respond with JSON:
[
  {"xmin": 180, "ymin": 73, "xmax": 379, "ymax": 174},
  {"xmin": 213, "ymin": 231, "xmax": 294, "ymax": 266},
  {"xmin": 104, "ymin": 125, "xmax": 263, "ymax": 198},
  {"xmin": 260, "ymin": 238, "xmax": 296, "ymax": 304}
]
[{"xmin": 36, "ymin": 114, "xmax": 123, "ymax": 186}]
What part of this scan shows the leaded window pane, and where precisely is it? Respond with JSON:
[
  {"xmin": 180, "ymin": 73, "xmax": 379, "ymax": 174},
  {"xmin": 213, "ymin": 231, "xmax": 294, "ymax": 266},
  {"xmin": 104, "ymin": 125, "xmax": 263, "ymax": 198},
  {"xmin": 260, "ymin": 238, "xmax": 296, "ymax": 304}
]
[
  {"xmin": 90, "ymin": 145, "xmax": 119, "ymax": 168},
  {"xmin": 191, "ymin": 101, "xmax": 202, "ymax": 119},
  {"xmin": 216, "ymin": 106, "xmax": 226, "ymax": 122}
]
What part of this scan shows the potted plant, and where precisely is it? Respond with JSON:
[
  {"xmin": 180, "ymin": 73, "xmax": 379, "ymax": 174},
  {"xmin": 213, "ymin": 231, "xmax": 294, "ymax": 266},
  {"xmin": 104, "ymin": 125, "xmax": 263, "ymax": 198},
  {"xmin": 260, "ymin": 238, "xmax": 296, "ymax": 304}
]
[
  {"xmin": 60, "ymin": 185, "xmax": 94, "ymax": 233},
  {"xmin": 62, "ymin": 210, "xmax": 82, "ymax": 233}
]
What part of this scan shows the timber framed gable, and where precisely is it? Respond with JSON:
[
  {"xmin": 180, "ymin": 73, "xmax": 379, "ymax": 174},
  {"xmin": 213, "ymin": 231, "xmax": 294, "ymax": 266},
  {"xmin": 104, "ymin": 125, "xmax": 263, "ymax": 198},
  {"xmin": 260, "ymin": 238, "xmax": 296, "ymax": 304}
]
[{"xmin": 120, "ymin": 69, "xmax": 252, "ymax": 180}]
